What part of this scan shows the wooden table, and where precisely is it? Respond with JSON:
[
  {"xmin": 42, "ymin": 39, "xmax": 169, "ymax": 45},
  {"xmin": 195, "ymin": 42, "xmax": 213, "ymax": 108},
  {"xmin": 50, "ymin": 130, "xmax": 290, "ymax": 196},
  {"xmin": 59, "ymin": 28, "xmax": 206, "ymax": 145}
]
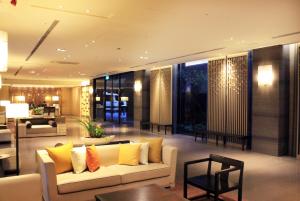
[{"xmin": 95, "ymin": 185, "xmax": 188, "ymax": 201}]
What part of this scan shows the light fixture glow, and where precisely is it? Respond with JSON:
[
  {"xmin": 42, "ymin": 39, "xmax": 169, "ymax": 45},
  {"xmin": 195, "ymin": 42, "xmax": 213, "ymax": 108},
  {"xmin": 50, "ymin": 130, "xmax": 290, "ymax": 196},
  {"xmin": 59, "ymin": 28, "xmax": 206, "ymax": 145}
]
[
  {"xmin": 120, "ymin": 96, "xmax": 129, "ymax": 102},
  {"xmin": 95, "ymin": 96, "xmax": 101, "ymax": 101},
  {"xmin": 52, "ymin": 96, "xmax": 59, "ymax": 101},
  {"xmin": 0, "ymin": 74, "xmax": 2, "ymax": 89},
  {"xmin": 89, "ymin": 86, "xmax": 93, "ymax": 94},
  {"xmin": 14, "ymin": 96, "xmax": 25, "ymax": 102},
  {"xmin": 0, "ymin": 31, "xmax": 8, "ymax": 72},
  {"xmin": 257, "ymin": 65, "xmax": 273, "ymax": 86},
  {"xmin": 6, "ymin": 103, "xmax": 29, "ymax": 118},
  {"xmin": 81, "ymin": 80, "xmax": 90, "ymax": 86},
  {"xmin": 56, "ymin": 48, "xmax": 67, "ymax": 52},
  {"xmin": 134, "ymin": 80, "xmax": 142, "ymax": 92},
  {"xmin": 185, "ymin": 59, "xmax": 208, "ymax": 67},
  {"xmin": 0, "ymin": 100, "xmax": 10, "ymax": 107}
]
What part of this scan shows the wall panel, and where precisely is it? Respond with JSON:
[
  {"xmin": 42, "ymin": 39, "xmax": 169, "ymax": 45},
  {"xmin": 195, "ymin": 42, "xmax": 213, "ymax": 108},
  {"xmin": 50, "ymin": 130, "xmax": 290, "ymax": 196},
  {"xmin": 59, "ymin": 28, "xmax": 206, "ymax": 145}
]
[
  {"xmin": 208, "ymin": 55, "xmax": 248, "ymax": 139},
  {"xmin": 150, "ymin": 67, "xmax": 172, "ymax": 125}
]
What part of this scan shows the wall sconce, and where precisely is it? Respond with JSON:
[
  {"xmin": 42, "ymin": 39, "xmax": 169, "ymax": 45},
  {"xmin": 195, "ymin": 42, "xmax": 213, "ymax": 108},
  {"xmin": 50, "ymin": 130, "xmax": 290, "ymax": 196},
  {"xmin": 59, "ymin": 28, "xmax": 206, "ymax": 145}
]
[
  {"xmin": 134, "ymin": 80, "xmax": 142, "ymax": 92},
  {"xmin": 0, "ymin": 31, "xmax": 8, "ymax": 72},
  {"xmin": 52, "ymin": 96, "xmax": 59, "ymax": 101},
  {"xmin": 257, "ymin": 65, "xmax": 273, "ymax": 86},
  {"xmin": 120, "ymin": 96, "xmax": 129, "ymax": 102}
]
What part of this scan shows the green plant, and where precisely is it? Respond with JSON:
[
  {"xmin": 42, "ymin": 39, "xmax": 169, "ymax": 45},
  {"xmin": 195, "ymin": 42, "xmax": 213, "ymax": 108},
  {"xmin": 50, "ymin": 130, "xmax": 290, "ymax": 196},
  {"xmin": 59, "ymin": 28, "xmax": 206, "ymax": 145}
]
[
  {"xmin": 33, "ymin": 107, "xmax": 43, "ymax": 115},
  {"xmin": 79, "ymin": 119, "xmax": 104, "ymax": 138}
]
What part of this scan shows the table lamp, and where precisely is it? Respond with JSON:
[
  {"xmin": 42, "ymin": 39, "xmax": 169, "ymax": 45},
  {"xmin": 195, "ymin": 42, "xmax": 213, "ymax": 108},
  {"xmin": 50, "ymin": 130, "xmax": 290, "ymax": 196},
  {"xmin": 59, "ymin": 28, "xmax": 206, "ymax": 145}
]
[{"xmin": 6, "ymin": 103, "xmax": 29, "ymax": 175}]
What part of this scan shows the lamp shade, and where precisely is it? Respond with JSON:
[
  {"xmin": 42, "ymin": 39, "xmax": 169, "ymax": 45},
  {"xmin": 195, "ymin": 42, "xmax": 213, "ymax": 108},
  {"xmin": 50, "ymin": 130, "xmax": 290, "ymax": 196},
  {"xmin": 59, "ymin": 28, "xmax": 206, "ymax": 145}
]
[
  {"xmin": 52, "ymin": 96, "xmax": 59, "ymax": 101},
  {"xmin": 0, "ymin": 31, "xmax": 8, "ymax": 72},
  {"xmin": 0, "ymin": 100, "xmax": 10, "ymax": 107},
  {"xmin": 6, "ymin": 103, "xmax": 29, "ymax": 118}
]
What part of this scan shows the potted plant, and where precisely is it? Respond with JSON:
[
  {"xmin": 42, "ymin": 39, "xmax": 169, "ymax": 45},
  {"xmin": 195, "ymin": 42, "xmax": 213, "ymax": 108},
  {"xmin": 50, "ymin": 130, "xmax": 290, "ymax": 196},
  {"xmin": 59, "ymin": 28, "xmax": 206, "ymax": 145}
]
[{"xmin": 79, "ymin": 119, "xmax": 114, "ymax": 145}]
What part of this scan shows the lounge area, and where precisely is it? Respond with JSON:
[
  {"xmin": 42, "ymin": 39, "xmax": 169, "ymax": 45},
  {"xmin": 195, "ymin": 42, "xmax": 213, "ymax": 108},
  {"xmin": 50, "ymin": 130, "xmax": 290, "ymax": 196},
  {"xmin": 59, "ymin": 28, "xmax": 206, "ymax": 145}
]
[{"xmin": 0, "ymin": 1, "xmax": 300, "ymax": 201}]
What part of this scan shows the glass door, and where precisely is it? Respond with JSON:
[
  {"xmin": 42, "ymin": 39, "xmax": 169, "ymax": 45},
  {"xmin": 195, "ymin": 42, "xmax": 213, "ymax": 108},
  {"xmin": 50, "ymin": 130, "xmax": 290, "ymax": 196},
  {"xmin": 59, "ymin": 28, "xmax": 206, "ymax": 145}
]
[
  {"xmin": 112, "ymin": 75, "xmax": 120, "ymax": 123},
  {"xmin": 104, "ymin": 78, "xmax": 113, "ymax": 121}
]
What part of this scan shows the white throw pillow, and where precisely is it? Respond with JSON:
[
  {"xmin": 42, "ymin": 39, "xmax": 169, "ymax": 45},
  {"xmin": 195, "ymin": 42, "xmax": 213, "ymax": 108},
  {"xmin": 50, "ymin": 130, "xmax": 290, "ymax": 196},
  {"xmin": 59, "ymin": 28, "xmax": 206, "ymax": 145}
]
[
  {"xmin": 71, "ymin": 145, "xmax": 87, "ymax": 174},
  {"xmin": 131, "ymin": 142, "xmax": 149, "ymax": 165}
]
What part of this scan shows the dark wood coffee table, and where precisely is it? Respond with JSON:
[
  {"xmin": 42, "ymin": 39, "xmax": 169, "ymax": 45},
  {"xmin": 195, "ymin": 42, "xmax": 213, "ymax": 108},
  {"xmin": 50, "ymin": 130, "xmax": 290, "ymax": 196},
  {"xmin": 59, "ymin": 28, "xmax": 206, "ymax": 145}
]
[{"xmin": 95, "ymin": 184, "xmax": 188, "ymax": 201}]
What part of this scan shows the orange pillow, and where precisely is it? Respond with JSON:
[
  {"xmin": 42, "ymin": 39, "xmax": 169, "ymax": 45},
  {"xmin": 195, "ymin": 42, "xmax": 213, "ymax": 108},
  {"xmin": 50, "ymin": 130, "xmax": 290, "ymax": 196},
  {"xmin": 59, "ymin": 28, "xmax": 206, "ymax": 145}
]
[
  {"xmin": 86, "ymin": 145, "xmax": 100, "ymax": 172},
  {"xmin": 46, "ymin": 143, "xmax": 73, "ymax": 174}
]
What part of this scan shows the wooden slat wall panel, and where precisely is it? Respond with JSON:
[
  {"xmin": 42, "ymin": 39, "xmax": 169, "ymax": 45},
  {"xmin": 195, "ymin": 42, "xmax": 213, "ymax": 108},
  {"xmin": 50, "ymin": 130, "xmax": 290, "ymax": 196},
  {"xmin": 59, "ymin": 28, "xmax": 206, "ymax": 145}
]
[
  {"xmin": 160, "ymin": 68, "xmax": 172, "ymax": 124},
  {"xmin": 150, "ymin": 70, "xmax": 160, "ymax": 124},
  {"xmin": 226, "ymin": 55, "xmax": 248, "ymax": 137},
  {"xmin": 150, "ymin": 67, "xmax": 172, "ymax": 125},
  {"xmin": 208, "ymin": 55, "xmax": 248, "ymax": 139},
  {"xmin": 208, "ymin": 59, "xmax": 226, "ymax": 133}
]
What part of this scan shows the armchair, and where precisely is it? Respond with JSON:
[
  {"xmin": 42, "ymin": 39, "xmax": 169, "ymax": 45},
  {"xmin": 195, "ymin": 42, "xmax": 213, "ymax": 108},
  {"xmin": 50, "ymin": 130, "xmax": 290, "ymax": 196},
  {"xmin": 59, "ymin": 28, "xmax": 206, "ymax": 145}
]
[{"xmin": 184, "ymin": 154, "xmax": 244, "ymax": 201}]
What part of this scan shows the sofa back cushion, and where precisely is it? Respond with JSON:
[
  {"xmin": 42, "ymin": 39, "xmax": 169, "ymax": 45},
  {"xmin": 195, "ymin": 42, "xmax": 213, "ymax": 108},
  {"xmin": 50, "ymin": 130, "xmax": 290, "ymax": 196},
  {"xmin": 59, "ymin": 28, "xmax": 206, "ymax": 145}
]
[{"xmin": 95, "ymin": 144, "xmax": 120, "ymax": 166}]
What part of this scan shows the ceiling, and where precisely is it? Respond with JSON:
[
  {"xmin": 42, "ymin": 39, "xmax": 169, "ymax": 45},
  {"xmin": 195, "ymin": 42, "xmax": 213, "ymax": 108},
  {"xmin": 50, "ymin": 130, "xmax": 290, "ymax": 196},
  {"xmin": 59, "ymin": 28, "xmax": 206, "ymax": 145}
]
[{"xmin": 0, "ymin": 0, "xmax": 300, "ymax": 82}]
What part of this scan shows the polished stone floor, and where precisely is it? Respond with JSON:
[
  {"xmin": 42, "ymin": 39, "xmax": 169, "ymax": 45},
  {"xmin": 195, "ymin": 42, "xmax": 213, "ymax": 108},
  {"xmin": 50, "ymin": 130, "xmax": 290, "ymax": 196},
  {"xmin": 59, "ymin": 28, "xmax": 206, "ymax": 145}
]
[{"xmin": 11, "ymin": 117, "xmax": 300, "ymax": 201}]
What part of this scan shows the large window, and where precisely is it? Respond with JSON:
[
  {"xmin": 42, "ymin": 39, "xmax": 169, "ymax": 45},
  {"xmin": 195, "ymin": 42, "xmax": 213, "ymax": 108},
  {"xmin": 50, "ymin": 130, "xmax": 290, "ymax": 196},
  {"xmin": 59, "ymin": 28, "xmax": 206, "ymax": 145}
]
[{"xmin": 176, "ymin": 62, "xmax": 208, "ymax": 134}]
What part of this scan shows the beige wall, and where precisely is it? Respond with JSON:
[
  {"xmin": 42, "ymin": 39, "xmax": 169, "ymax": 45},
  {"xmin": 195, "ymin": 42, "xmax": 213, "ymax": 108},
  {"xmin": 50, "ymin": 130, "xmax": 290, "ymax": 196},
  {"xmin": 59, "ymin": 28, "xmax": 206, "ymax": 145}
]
[
  {"xmin": 0, "ymin": 86, "xmax": 10, "ymax": 100},
  {"xmin": 71, "ymin": 87, "xmax": 81, "ymax": 116},
  {"xmin": 61, "ymin": 88, "xmax": 72, "ymax": 115}
]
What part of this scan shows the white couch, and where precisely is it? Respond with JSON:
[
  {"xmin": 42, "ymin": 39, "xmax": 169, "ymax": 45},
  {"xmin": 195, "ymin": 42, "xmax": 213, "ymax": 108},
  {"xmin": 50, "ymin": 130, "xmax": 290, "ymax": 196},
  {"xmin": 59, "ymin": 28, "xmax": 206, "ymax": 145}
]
[
  {"xmin": 37, "ymin": 143, "xmax": 177, "ymax": 201},
  {"xmin": 0, "ymin": 174, "xmax": 42, "ymax": 201}
]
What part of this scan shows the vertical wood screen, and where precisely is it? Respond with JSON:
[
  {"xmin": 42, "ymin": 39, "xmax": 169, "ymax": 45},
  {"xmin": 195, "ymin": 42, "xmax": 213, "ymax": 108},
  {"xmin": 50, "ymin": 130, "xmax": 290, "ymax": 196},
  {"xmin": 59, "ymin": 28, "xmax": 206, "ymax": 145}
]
[
  {"xmin": 150, "ymin": 67, "xmax": 172, "ymax": 125},
  {"xmin": 226, "ymin": 55, "xmax": 248, "ymax": 137},
  {"xmin": 208, "ymin": 59, "xmax": 226, "ymax": 133},
  {"xmin": 208, "ymin": 55, "xmax": 248, "ymax": 139}
]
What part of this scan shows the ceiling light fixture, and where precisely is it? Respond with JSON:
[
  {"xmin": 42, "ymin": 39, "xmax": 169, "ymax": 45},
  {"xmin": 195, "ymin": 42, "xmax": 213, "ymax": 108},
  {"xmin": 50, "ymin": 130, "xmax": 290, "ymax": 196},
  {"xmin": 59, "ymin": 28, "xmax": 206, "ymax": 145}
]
[
  {"xmin": 57, "ymin": 48, "xmax": 67, "ymax": 52},
  {"xmin": 0, "ymin": 31, "xmax": 8, "ymax": 72}
]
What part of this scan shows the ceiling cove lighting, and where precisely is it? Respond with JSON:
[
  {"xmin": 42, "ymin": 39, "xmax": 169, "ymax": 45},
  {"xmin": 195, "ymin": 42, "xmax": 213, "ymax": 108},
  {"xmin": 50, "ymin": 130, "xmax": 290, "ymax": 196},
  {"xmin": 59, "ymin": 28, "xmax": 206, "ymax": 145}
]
[
  {"xmin": 0, "ymin": 31, "xmax": 8, "ymax": 72},
  {"xmin": 257, "ymin": 65, "xmax": 273, "ymax": 86},
  {"xmin": 185, "ymin": 59, "xmax": 208, "ymax": 67}
]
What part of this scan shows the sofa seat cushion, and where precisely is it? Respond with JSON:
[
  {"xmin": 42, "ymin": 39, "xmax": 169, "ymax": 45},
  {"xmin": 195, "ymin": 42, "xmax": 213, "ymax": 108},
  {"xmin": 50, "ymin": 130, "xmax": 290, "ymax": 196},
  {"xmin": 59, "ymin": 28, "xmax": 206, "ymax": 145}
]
[
  {"xmin": 57, "ymin": 166, "xmax": 122, "ymax": 194},
  {"xmin": 112, "ymin": 163, "xmax": 170, "ymax": 184}
]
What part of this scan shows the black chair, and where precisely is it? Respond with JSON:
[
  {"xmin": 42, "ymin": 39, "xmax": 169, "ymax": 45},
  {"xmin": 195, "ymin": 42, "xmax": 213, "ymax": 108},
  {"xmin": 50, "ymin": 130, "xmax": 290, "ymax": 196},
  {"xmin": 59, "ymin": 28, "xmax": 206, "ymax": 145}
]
[{"xmin": 184, "ymin": 154, "xmax": 244, "ymax": 201}]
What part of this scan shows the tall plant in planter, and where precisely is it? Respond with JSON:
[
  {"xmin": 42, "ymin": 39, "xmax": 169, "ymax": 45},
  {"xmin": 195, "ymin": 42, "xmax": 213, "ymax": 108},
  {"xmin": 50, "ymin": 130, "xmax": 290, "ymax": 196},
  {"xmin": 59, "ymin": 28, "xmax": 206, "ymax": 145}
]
[{"xmin": 79, "ymin": 119, "xmax": 104, "ymax": 138}]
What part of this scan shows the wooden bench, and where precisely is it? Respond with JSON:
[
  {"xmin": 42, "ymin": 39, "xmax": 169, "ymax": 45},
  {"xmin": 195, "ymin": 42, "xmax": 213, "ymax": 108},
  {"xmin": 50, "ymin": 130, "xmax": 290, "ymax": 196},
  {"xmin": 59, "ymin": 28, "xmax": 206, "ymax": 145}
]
[
  {"xmin": 195, "ymin": 131, "xmax": 248, "ymax": 151},
  {"xmin": 150, "ymin": 123, "xmax": 173, "ymax": 135}
]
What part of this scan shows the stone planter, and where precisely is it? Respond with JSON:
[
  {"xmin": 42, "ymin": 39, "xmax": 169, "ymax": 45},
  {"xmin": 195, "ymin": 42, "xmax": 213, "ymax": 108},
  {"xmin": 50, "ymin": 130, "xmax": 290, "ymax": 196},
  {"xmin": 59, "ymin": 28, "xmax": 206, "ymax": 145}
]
[{"xmin": 80, "ymin": 135, "xmax": 115, "ymax": 145}]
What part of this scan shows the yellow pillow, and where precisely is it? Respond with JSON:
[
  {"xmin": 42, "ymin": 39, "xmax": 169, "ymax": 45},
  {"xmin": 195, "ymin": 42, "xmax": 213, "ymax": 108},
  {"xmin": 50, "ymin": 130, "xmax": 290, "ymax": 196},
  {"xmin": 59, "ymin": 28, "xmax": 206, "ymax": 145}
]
[
  {"xmin": 140, "ymin": 137, "xmax": 163, "ymax": 163},
  {"xmin": 118, "ymin": 144, "xmax": 141, "ymax": 166},
  {"xmin": 46, "ymin": 143, "xmax": 73, "ymax": 174}
]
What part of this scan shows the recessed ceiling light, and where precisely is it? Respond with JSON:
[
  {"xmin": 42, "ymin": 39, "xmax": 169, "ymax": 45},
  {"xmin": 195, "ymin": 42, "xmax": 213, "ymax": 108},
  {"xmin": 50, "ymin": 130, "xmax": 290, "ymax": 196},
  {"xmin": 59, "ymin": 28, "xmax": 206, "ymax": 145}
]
[
  {"xmin": 86, "ymin": 9, "xmax": 90, "ymax": 13},
  {"xmin": 57, "ymin": 48, "xmax": 67, "ymax": 52},
  {"xmin": 58, "ymin": 5, "xmax": 63, "ymax": 9},
  {"xmin": 85, "ymin": 44, "xmax": 89, "ymax": 48},
  {"xmin": 29, "ymin": 70, "xmax": 36, "ymax": 74},
  {"xmin": 91, "ymin": 40, "xmax": 95, "ymax": 43},
  {"xmin": 140, "ymin": 56, "xmax": 144, "ymax": 59}
]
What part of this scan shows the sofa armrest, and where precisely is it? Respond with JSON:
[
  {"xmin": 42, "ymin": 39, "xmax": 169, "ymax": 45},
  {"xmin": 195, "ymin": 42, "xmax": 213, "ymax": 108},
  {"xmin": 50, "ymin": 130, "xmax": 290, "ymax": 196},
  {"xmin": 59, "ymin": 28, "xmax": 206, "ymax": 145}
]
[
  {"xmin": 36, "ymin": 150, "xmax": 58, "ymax": 201},
  {"xmin": 18, "ymin": 123, "xmax": 27, "ymax": 137},
  {"xmin": 0, "ymin": 174, "xmax": 42, "ymax": 201},
  {"xmin": 162, "ymin": 145, "xmax": 178, "ymax": 187}
]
